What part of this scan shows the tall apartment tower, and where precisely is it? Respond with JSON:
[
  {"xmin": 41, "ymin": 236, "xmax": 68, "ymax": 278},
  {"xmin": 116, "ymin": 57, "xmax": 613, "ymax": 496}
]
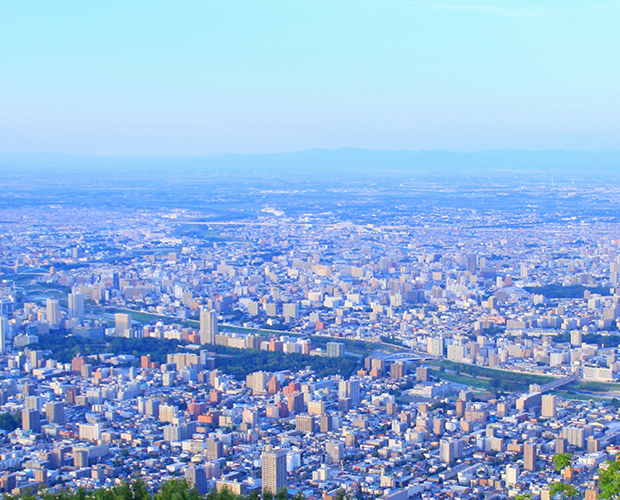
[
  {"xmin": 390, "ymin": 362, "xmax": 406, "ymax": 379},
  {"xmin": 261, "ymin": 447, "xmax": 287, "ymax": 496},
  {"xmin": 200, "ymin": 309, "xmax": 218, "ymax": 345},
  {"xmin": 186, "ymin": 465, "xmax": 208, "ymax": 494},
  {"xmin": 282, "ymin": 302, "xmax": 299, "ymax": 322},
  {"xmin": 45, "ymin": 401, "xmax": 65, "ymax": 425},
  {"xmin": 524, "ymin": 442, "xmax": 537, "ymax": 471},
  {"xmin": 46, "ymin": 299, "xmax": 60, "ymax": 327},
  {"xmin": 68, "ymin": 292, "xmax": 85, "ymax": 319},
  {"xmin": 326, "ymin": 441, "xmax": 344, "ymax": 463},
  {"xmin": 0, "ymin": 316, "xmax": 8, "ymax": 353},
  {"xmin": 338, "ymin": 379, "xmax": 361, "ymax": 406},
  {"xmin": 427, "ymin": 337, "xmax": 445, "ymax": 356},
  {"xmin": 22, "ymin": 409, "xmax": 41, "ymax": 433},
  {"xmin": 439, "ymin": 438, "xmax": 463, "ymax": 463},
  {"xmin": 206, "ymin": 438, "xmax": 224, "ymax": 461},
  {"xmin": 541, "ymin": 395, "xmax": 557, "ymax": 418}
]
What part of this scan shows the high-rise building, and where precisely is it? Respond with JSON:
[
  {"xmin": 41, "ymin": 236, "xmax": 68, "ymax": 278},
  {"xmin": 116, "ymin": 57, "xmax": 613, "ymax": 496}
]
[
  {"xmin": 0, "ymin": 316, "xmax": 8, "ymax": 353},
  {"xmin": 159, "ymin": 404, "xmax": 178, "ymax": 422},
  {"xmin": 524, "ymin": 442, "xmax": 537, "ymax": 471},
  {"xmin": 206, "ymin": 438, "xmax": 224, "ymax": 461},
  {"xmin": 282, "ymin": 303, "xmax": 299, "ymax": 322},
  {"xmin": 466, "ymin": 253, "xmax": 477, "ymax": 274},
  {"xmin": 261, "ymin": 447, "xmax": 287, "ymax": 496},
  {"xmin": 415, "ymin": 366, "xmax": 428, "ymax": 381},
  {"xmin": 115, "ymin": 313, "xmax": 132, "ymax": 336},
  {"xmin": 287, "ymin": 393, "xmax": 304, "ymax": 415},
  {"xmin": 79, "ymin": 423, "xmax": 101, "ymax": 442},
  {"xmin": 390, "ymin": 362, "xmax": 406, "ymax": 379},
  {"xmin": 186, "ymin": 465, "xmax": 208, "ymax": 495},
  {"xmin": 427, "ymin": 337, "xmax": 444, "ymax": 356},
  {"xmin": 22, "ymin": 409, "xmax": 41, "ymax": 433},
  {"xmin": 556, "ymin": 437, "xmax": 567, "ymax": 454},
  {"xmin": 319, "ymin": 415, "xmax": 333, "ymax": 433},
  {"xmin": 295, "ymin": 414, "xmax": 315, "ymax": 434},
  {"xmin": 73, "ymin": 449, "xmax": 89, "ymax": 468},
  {"xmin": 45, "ymin": 401, "xmax": 65, "ymax": 425},
  {"xmin": 143, "ymin": 399, "xmax": 160, "ymax": 417},
  {"xmin": 46, "ymin": 299, "xmax": 60, "ymax": 327},
  {"xmin": 542, "ymin": 395, "xmax": 556, "ymax": 418},
  {"xmin": 447, "ymin": 343, "xmax": 465, "ymax": 362},
  {"xmin": 326, "ymin": 441, "xmax": 344, "ymax": 463},
  {"xmin": 439, "ymin": 438, "xmax": 462, "ymax": 463},
  {"xmin": 338, "ymin": 379, "xmax": 361, "ymax": 406},
  {"xmin": 563, "ymin": 426, "xmax": 591, "ymax": 448},
  {"xmin": 200, "ymin": 309, "xmax": 218, "ymax": 345},
  {"xmin": 326, "ymin": 342, "xmax": 344, "ymax": 358},
  {"xmin": 506, "ymin": 465, "xmax": 519, "ymax": 487},
  {"xmin": 25, "ymin": 396, "xmax": 41, "ymax": 411},
  {"xmin": 251, "ymin": 371, "xmax": 268, "ymax": 395},
  {"xmin": 68, "ymin": 292, "xmax": 85, "ymax": 319}
]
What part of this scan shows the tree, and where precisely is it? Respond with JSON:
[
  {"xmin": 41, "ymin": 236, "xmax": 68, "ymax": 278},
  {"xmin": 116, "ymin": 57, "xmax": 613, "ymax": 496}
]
[
  {"xmin": 515, "ymin": 494, "xmax": 532, "ymax": 500},
  {"xmin": 550, "ymin": 483, "xmax": 581, "ymax": 500},
  {"xmin": 598, "ymin": 456, "xmax": 620, "ymax": 500},
  {"xmin": 0, "ymin": 412, "xmax": 21, "ymax": 432},
  {"xmin": 554, "ymin": 453, "xmax": 574, "ymax": 473},
  {"xmin": 154, "ymin": 480, "xmax": 199, "ymax": 500}
]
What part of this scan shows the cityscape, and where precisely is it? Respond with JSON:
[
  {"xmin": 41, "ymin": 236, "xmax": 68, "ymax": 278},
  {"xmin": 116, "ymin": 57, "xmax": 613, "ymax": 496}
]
[{"xmin": 1, "ymin": 165, "xmax": 620, "ymax": 500}]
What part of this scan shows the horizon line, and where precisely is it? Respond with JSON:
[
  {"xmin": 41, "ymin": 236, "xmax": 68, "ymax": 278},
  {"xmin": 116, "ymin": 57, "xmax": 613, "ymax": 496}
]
[{"xmin": 1, "ymin": 147, "xmax": 620, "ymax": 158}]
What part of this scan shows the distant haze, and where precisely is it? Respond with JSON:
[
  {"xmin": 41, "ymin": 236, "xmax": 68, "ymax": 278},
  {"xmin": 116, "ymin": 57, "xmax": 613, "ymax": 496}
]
[{"xmin": 0, "ymin": 149, "xmax": 618, "ymax": 178}]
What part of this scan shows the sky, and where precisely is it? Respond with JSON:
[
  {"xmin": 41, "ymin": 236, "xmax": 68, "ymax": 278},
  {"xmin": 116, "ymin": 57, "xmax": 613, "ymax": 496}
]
[{"xmin": 0, "ymin": 0, "xmax": 618, "ymax": 155}]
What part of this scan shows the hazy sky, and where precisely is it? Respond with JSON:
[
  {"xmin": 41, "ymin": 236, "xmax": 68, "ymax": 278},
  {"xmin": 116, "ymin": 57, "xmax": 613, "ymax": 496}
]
[{"xmin": 1, "ymin": 0, "xmax": 618, "ymax": 155}]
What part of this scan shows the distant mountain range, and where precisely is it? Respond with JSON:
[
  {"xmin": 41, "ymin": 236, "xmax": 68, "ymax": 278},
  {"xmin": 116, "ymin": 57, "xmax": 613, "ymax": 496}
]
[{"xmin": 0, "ymin": 148, "xmax": 619, "ymax": 176}]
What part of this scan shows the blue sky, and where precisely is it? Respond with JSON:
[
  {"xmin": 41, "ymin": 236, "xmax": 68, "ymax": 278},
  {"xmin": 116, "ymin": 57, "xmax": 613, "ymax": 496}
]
[{"xmin": 0, "ymin": 0, "xmax": 618, "ymax": 154}]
